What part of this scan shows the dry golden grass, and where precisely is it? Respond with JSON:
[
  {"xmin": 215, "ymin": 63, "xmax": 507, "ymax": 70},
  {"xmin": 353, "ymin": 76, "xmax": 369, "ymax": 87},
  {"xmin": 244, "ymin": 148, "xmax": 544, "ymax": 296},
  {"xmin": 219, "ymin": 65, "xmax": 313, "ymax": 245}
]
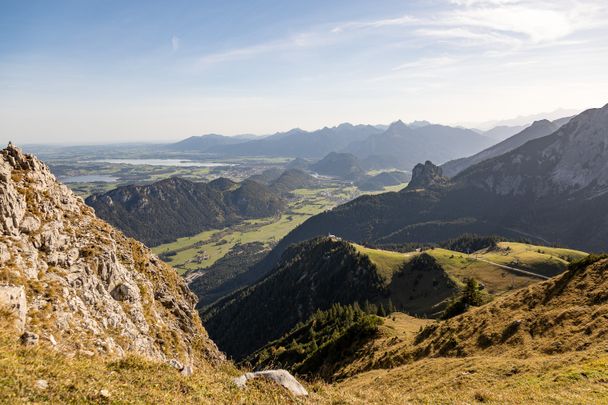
[
  {"xmin": 0, "ymin": 325, "xmax": 325, "ymax": 405},
  {"xmin": 338, "ymin": 351, "xmax": 608, "ymax": 404},
  {"xmin": 321, "ymin": 257, "xmax": 608, "ymax": 404}
]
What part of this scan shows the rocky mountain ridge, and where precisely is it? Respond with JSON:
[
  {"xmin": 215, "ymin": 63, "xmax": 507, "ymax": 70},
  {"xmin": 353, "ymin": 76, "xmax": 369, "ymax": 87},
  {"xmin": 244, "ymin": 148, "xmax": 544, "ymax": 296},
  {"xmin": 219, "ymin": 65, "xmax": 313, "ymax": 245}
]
[
  {"xmin": 441, "ymin": 118, "xmax": 565, "ymax": 177},
  {"xmin": 0, "ymin": 144, "xmax": 222, "ymax": 366},
  {"xmin": 458, "ymin": 104, "xmax": 608, "ymax": 197},
  {"xmin": 343, "ymin": 121, "xmax": 494, "ymax": 170}
]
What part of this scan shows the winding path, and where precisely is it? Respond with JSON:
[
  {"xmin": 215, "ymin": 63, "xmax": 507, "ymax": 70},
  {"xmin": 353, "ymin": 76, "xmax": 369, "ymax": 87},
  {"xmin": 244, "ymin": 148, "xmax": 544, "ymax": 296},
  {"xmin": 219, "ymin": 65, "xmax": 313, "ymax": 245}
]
[{"xmin": 472, "ymin": 257, "xmax": 550, "ymax": 280}]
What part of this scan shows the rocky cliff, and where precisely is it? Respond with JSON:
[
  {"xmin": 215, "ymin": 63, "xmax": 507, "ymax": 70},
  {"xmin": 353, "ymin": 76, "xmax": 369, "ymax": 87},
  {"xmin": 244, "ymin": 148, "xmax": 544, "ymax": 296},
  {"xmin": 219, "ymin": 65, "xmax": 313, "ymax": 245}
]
[
  {"xmin": 407, "ymin": 161, "xmax": 449, "ymax": 190},
  {"xmin": 0, "ymin": 144, "xmax": 222, "ymax": 366}
]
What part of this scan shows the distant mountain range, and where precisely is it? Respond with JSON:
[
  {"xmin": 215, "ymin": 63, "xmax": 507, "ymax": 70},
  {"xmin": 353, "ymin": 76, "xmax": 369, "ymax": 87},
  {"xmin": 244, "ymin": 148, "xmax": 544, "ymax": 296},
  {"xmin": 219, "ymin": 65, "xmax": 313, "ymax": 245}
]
[
  {"xmin": 166, "ymin": 114, "xmax": 578, "ymax": 173},
  {"xmin": 470, "ymin": 108, "xmax": 580, "ymax": 131},
  {"xmin": 166, "ymin": 121, "xmax": 497, "ymax": 170},
  {"xmin": 86, "ymin": 177, "xmax": 285, "ymax": 246},
  {"xmin": 167, "ymin": 134, "xmax": 246, "ymax": 152},
  {"xmin": 207, "ymin": 124, "xmax": 383, "ymax": 158},
  {"xmin": 248, "ymin": 103, "xmax": 608, "ymax": 276},
  {"xmin": 442, "ymin": 116, "xmax": 572, "ymax": 177},
  {"xmin": 481, "ymin": 124, "xmax": 529, "ymax": 141},
  {"xmin": 343, "ymin": 121, "xmax": 494, "ymax": 170}
]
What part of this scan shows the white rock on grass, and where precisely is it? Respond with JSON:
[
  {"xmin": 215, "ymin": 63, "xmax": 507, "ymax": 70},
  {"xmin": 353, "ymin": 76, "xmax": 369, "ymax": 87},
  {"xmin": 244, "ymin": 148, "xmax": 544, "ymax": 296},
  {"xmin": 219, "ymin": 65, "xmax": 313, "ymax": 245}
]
[
  {"xmin": 232, "ymin": 369, "xmax": 308, "ymax": 396},
  {"xmin": 35, "ymin": 379, "xmax": 48, "ymax": 390}
]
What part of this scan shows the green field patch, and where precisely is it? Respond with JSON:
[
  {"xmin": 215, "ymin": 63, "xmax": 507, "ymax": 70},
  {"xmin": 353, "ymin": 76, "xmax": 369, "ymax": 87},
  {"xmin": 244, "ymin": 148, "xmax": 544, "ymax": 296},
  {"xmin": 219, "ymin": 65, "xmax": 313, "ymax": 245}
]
[
  {"xmin": 352, "ymin": 243, "xmax": 413, "ymax": 282},
  {"xmin": 153, "ymin": 189, "xmax": 337, "ymax": 274}
]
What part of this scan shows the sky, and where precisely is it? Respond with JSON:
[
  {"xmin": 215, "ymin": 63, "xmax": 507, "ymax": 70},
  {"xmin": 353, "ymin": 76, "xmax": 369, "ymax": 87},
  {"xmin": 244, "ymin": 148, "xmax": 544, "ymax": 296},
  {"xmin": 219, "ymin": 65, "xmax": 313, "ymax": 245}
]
[{"xmin": 1, "ymin": 0, "xmax": 608, "ymax": 144}]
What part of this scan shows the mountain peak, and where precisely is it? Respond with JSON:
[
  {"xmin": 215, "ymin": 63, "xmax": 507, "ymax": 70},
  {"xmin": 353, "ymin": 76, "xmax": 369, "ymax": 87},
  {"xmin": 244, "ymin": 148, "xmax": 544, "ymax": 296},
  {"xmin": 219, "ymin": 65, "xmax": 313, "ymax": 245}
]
[
  {"xmin": 528, "ymin": 119, "xmax": 552, "ymax": 128},
  {"xmin": 407, "ymin": 160, "xmax": 449, "ymax": 189},
  {"xmin": 336, "ymin": 122, "xmax": 354, "ymax": 129},
  {"xmin": 384, "ymin": 120, "xmax": 410, "ymax": 135},
  {"xmin": 2, "ymin": 143, "xmax": 43, "ymax": 172}
]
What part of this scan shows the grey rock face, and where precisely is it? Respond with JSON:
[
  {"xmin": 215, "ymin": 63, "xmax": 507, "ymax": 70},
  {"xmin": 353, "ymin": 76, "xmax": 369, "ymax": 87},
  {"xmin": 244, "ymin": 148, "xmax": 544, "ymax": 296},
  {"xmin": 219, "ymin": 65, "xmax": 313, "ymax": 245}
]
[
  {"xmin": 20, "ymin": 331, "xmax": 39, "ymax": 346},
  {"xmin": 0, "ymin": 144, "xmax": 223, "ymax": 364},
  {"xmin": 408, "ymin": 161, "xmax": 450, "ymax": 189},
  {"xmin": 462, "ymin": 104, "xmax": 608, "ymax": 197},
  {"xmin": 0, "ymin": 285, "xmax": 27, "ymax": 332}
]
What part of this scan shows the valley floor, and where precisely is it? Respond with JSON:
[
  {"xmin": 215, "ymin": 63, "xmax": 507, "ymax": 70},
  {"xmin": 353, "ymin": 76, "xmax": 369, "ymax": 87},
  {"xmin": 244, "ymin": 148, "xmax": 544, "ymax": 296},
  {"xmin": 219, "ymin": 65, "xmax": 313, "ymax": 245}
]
[{"xmin": 153, "ymin": 184, "xmax": 407, "ymax": 274}]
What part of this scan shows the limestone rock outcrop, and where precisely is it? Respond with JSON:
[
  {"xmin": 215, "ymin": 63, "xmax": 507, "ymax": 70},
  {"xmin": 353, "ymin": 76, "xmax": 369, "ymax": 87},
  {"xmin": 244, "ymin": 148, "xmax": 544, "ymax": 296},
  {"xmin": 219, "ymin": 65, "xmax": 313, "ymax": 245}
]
[
  {"xmin": 0, "ymin": 144, "xmax": 223, "ymax": 365},
  {"xmin": 233, "ymin": 369, "xmax": 308, "ymax": 396},
  {"xmin": 407, "ymin": 161, "xmax": 449, "ymax": 189}
]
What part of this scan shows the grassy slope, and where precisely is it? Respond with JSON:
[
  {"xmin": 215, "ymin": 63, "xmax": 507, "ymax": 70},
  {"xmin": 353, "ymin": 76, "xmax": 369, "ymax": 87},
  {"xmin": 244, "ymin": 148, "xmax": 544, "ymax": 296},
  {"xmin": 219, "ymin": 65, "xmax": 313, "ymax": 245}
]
[
  {"xmin": 0, "ymin": 327, "xmax": 314, "ymax": 405},
  {"xmin": 331, "ymin": 257, "xmax": 608, "ymax": 404},
  {"xmin": 351, "ymin": 244, "xmax": 416, "ymax": 281},
  {"xmin": 352, "ymin": 242, "xmax": 587, "ymax": 296},
  {"xmin": 335, "ymin": 314, "xmax": 608, "ymax": 403},
  {"xmin": 478, "ymin": 242, "xmax": 587, "ymax": 277},
  {"xmin": 340, "ymin": 351, "xmax": 608, "ymax": 404},
  {"xmin": 18, "ymin": 314, "xmax": 606, "ymax": 405}
]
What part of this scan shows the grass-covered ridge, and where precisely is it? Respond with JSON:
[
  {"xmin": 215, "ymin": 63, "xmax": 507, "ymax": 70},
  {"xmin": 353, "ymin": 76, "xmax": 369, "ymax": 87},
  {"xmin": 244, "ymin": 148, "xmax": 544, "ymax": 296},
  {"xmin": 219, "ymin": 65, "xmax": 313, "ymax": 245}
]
[{"xmin": 352, "ymin": 240, "xmax": 587, "ymax": 297}]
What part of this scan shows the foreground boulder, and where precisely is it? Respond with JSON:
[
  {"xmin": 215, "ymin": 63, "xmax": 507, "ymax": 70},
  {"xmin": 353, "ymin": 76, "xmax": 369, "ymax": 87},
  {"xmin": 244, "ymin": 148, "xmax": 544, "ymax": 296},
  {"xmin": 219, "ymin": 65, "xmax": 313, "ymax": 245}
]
[{"xmin": 233, "ymin": 369, "xmax": 308, "ymax": 396}]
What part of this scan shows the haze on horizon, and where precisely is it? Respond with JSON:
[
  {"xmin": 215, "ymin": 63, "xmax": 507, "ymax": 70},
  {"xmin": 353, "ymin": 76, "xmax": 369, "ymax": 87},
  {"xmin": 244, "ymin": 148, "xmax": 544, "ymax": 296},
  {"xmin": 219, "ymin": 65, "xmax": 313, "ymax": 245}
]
[{"xmin": 1, "ymin": 0, "xmax": 608, "ymax": 145}]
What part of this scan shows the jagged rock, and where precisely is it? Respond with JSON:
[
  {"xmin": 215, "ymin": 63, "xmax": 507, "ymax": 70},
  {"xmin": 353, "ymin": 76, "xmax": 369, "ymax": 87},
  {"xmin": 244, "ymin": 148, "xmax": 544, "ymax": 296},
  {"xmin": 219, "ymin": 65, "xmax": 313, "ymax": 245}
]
[
  {"xmin": 0, "ymin": 144, "xmax": 223, "ymax": 364},
  {"xmin": 110, "ymin": 283, "xmax": 135, "ymax": 302},
  {"xmin": 20, "ymin": 331, "xmax": 39, "ymax": 346},
  {"xmin": 0, "ymin": 242, "xmax": 9, "ymax": 264},
  {"xmin": 181, "ymin": 364, "xmax": 194, "ymax": 376},
  {"xmin": 19, "ymin": 215, "xmax": 40, "ymax": 234},
  {"xmin": 233, "ymin": 369, "xmax": 308, "ymax": 396},
  {"xmin": 168, "ymin": 359, "xmax": 183, "ymax": 370},
  {"xmin": 408, "ymin": 161, "xmax": 449, "ymax": 189},
  {"xmin": 0, "ymin": 285, "xmax": 27, "ymax": 332},
  {"xmin": 46, "ymin": 334, "xmax": 57, "ymax": 346},
  {"xmin": 79, "ymin": 349, "xmax": 95, "ymax": 357}
]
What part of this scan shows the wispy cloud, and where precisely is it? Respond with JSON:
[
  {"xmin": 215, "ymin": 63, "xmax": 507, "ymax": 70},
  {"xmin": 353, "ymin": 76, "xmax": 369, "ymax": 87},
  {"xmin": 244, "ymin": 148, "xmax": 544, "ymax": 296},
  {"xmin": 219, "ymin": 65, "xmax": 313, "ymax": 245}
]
[
  {"xmin": 392, "ymin": 56, "xmax": 457, "ymax": 72},
  {"xmin": 196, "ymin": 32, "xmax": 331, "ymax": 67},
  {"xmin": 192, "ymin": 0, "xmax": 608, "ymax": 84},
  {"xmin": 333, "ymin": 0, "xmax": 608, "ymax": 47},
  {"xmin": 331, "ymin": 15, "xmax": 419, "ymax": 33}
]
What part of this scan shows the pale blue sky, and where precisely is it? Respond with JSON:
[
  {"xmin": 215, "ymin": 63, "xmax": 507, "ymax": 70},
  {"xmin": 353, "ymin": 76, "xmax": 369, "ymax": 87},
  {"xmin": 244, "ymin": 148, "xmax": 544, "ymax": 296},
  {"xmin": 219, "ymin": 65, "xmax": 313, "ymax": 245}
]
[{"xmin": 1, "ymin": 0, "xmax": 608, "ymax": 144}]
